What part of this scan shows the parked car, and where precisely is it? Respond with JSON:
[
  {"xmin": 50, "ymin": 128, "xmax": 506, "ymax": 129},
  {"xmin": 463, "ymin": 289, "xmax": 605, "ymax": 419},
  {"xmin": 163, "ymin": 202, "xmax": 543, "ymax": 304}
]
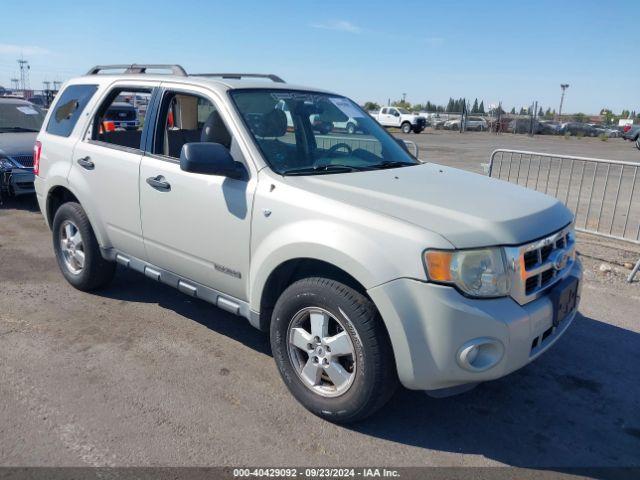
[
  {"xmin": 443, "ymin": 116, "xmax": 486, "ymax": 131},
  {"xmin": 103, "ymin": 102, "xmax": 139, "ymax": 130},
  {"xmin": 35, "ymin": 64, "xmax": 582, "ymax": 423},
  {"xmin": 539, "ymin": 121, "xmax": 562, "ymax": 135},
  {"xmin": 591, "ymin": 124, "xmax": 620, "ymax": 138},
  {"xmin": 558, "ymin": 122, "xmax": 596, "ymax": 137},
  {"xmin": 0, "ymin": 97, "xmax": 45, "ymax": 200},
  {"xmin": 371, "ymin": 106, "xmax": 426, "ymax": 133},
  {"xmin": 310, "ymin": 115, "xmax": 333, "ymax": 134}
]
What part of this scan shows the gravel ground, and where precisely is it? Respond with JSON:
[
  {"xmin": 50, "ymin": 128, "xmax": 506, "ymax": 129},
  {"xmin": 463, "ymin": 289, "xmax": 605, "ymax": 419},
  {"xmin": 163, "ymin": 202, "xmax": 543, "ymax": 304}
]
[{"xmin": 1, "ymin": 132, "xmax": 639, "ymax": 471}]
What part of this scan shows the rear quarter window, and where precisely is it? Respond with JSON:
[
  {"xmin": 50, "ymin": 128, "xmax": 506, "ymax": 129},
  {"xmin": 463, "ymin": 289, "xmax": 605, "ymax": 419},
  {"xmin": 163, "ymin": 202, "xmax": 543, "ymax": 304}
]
[{"xmin": 46, "ymin": 84, "xmax": 98, "ymax": 137}]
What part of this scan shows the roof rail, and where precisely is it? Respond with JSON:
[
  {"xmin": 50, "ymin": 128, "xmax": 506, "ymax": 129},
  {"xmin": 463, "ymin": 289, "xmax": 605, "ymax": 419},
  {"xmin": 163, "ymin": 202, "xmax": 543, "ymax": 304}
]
[
  {"xmin": 191, "ymin": 73, "xmax": 286, "ymax": 83},
  {"xmin": 86, "ymin": 64, "xmax": 188, "ymax": 76}
]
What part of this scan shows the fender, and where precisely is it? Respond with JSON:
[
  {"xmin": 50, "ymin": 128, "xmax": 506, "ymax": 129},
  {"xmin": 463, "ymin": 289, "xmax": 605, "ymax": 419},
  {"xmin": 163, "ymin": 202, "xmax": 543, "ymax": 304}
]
[{"xmin": 249, "ymin": 217, "xmax": 433, "ymax": 313}]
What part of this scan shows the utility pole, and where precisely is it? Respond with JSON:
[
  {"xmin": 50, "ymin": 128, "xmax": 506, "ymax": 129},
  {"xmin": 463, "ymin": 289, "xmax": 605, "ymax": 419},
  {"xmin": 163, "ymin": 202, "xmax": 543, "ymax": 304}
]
[
  {"xmin": 558, "ymin": 84, "xmax": 569, "ymax": 120},
  {"xmin": 53, "ymin": 81, "xmax": 62, "ymax": 91},
  {"xmin": 401, "ymin": 92, "xmax": 406, "ymax": 103},
  {"xmin": 43, "ymin": 80, "xmax": 51, "ymax": 91},
  {"xmin": 11, "ymin": 78, "xmax": 19, "ymax": 90}
]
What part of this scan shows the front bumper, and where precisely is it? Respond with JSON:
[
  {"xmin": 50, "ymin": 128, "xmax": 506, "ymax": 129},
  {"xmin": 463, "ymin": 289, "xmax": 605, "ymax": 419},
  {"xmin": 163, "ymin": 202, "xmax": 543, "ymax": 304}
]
[
  {"xmin": 368, "ymin": 259, "xmax": 582, "ymax": 391},
  {"xmin": 1, "ymin": 168, "xmax": 35, "ymax": 196}
]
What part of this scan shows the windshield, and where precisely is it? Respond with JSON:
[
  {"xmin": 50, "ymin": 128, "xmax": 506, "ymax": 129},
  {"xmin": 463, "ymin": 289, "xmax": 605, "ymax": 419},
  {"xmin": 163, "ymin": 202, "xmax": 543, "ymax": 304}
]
[
  {"xmin": 396, "ymin": 108, "xmax": 410, "ymax": 114},
  {"xmin": 0, "ymin": 102, "xmax": 45, "ymax": 132},
  {"xmin": 230, "ymin": 90, "xmax": 419, "ymax": 175}
]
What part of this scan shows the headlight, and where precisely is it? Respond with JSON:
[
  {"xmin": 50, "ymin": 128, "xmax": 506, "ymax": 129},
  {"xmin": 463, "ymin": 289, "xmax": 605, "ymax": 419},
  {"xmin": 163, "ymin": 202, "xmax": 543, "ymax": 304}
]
[
  {"xmin": 0, "ymin": 157, "xmax": 15, "ymax": 170},
  {"xmin": 424, "ymin": 248, "xmax": 510, "ymax": 298}
]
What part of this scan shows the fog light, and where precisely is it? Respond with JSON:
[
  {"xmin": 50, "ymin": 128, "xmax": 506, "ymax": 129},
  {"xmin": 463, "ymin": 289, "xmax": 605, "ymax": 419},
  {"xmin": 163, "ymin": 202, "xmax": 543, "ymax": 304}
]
[{"xmin": 457, "ymin": 338, "xmax": 504, "ymax": 372}]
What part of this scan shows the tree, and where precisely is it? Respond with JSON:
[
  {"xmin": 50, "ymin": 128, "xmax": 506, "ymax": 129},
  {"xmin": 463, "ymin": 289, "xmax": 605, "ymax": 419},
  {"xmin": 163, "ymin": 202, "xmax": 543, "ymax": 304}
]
[
  {"xmin": 573, "ymin": 113, "xmax": 587, "ymax": 123},
  {"xmin": 538, "ymin": 106, "xmax": 544, "ymax": 118},
  {"xmin": 545, "ymin": 107, "xmax": 552, "ymax": 118},
  {"xmin": 478, "ymin": 101, "xmax": 485, "ymax": 114},
  {"xmin": 363, "ymin": 101, "xmax": 380, "ymax": 111},
  {"xmin": 391, "ymin": 99, "xmax": 412, "ymax": 110},
  {"xmin": 519, "ymin": 107, "xmax": 526, "ymax": 115},
  {"xmin": 446, "ymin": 98, "xmax": 455, "ymax": 112},
  {"xmin": 510, "ymin": 107, "xmax": 516, "ymax": 114},
  {"xmin": 471, "ymin": 98, "xmax": 479, "ymax": 113}
]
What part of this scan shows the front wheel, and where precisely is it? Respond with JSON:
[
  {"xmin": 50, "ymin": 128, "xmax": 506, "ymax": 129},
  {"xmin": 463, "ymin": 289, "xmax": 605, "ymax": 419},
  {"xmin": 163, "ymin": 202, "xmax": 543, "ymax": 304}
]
[
  {"xmin": 636, "ymin": 137, "xmax": 640, "ymax": 150},
  {"xmin": 52, "ymin": 202, "xmax": 115, "ymax": 291},
  {"xmin": 270, "ymin": 278, "xmax": 398, "ymax": 423},
  {"xmin": 346, "ymin": 122, "xmax": 356, "ymax": 134},
  {"xmin": 401, "ymin": 122, "xmax": 412, "ymax": 134}
]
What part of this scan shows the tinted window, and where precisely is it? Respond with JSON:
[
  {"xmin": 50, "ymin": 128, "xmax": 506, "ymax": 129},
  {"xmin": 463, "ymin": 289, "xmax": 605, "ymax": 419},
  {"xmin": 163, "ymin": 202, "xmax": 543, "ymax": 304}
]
[{"xmin": 46, "ymin": 84, "xmax": 98, "ymax": 137}]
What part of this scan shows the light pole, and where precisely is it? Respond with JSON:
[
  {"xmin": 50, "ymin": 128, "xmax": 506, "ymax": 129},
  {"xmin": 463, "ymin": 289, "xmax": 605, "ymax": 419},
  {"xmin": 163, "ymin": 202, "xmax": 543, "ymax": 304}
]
[{"xmin": 558, "ymin": 84, "xmax": 569, "ymax": 120}]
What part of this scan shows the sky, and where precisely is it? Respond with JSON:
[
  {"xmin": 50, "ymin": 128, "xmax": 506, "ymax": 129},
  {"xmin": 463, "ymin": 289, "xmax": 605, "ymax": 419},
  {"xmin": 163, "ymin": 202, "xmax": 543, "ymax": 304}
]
[{"xmin": 1, "ymin": 0, "xmax": 638, "ymax": 114}]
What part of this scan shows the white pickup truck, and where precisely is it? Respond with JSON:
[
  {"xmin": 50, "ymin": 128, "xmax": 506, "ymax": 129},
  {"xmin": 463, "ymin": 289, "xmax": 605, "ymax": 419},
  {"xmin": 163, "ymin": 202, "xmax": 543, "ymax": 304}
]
[{"xmin": 371, "ymin": 107, "xmax": 427, "ymax": 134}]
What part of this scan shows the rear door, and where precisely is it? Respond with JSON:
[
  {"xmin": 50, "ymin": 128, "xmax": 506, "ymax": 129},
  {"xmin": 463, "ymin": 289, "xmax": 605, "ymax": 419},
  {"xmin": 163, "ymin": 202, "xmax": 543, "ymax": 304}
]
[{"xmin": 68, "ymin": 81, "xmax": 158, "ymax": 260}]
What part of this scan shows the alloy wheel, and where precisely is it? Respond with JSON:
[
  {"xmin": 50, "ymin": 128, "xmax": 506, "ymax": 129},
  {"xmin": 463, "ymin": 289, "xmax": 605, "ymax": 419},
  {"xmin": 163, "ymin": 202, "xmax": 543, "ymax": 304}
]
[
  {"xmin": 59, "ymin": 220, "xmax": 85, "ymax": 274},
  {"xmin": 287, "ymin": 307, "xmax": 357, "ymax": 398}
]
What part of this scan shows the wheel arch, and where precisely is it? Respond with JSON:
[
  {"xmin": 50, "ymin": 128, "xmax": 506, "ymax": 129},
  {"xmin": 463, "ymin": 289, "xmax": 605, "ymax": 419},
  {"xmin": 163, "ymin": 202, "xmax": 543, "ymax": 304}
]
[{"xmin": 45, "ymin": 183, "xmax": 109, "ymax": 248}]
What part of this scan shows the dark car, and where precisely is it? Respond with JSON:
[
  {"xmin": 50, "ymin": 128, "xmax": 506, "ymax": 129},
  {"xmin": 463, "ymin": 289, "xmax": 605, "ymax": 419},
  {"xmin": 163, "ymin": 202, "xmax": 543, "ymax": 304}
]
[
  {"xmin": 559, "ymin": 122, "xmax": 596, "ymax": 137},
  {"xmin": 0, "ymin": 97, "xmax": 45, "ymax": 200},
  {"xmin": 104, "ymin": 102, "xmax": 139, "ymax": 130}
]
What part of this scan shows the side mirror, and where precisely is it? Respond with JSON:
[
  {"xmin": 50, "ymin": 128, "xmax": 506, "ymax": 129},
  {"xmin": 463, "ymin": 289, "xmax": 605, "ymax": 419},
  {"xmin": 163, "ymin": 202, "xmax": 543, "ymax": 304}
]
[
  {"xmin": 179, "ymin": 142, "xmax": 246, "ymax": 180},
  {"xmin": 394, "ymin": 111, "xmax": 400, "ymax": 117}
]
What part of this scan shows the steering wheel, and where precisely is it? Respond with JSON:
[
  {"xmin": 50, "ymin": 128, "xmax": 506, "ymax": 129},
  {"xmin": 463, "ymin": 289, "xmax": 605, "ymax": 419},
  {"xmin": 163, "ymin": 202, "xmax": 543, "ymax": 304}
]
[{"xmin": 324, "ymin": 143, "xmax": 353, "ymax": 156}]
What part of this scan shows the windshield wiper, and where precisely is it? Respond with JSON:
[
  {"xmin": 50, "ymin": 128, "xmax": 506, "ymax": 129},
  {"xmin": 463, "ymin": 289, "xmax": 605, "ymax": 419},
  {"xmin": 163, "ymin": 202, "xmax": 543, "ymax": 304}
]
[
  {"xmin": 368, "ymin": 160, "xmax": 416, "ymax": 170},
  {"xmin": 282, "ymin": 164, "xmax": 370, "ymax": 176},
  {"xmin": 0, "ymin": 127, "xmax": 39, "ymax": 133}
]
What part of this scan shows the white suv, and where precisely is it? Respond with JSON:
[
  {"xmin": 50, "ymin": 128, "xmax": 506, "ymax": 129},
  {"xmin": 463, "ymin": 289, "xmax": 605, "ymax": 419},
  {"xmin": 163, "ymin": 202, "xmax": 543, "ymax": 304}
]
[{"xmin": 34, "ymin": 64, "xmax": 582, "ymax": 422}]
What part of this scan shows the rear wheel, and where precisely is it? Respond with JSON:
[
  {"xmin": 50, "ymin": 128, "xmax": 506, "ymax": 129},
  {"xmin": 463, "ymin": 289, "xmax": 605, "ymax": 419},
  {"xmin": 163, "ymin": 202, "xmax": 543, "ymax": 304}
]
[
  {"xmin": 52, "ymin": 202, "xmax": 115, "ymax": 291},
  {"xmin": 401, "ymin": 122, "xmax": 412, "ymax": 134},
  {"xmin": 270, "ymin": 277, "xmax": 398, "ymax": 423},
  {"xmin": 636, "ymin": 137, "xmax": 640, "ymax": 150},
  {"xmin": 346, "ymin": 122, "xmax": 356, "ymax": 134}
]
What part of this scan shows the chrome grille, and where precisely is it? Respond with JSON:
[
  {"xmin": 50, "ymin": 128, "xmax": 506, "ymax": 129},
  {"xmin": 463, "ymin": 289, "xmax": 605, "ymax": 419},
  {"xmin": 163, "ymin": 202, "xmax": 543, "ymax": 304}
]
[
  {"xmin": 11, "ymin": 154, "xmax": 34, "ymax": 168},
  {"xmin": 505, "ymin": 225, "xmax": 576, "ymax": 305}
]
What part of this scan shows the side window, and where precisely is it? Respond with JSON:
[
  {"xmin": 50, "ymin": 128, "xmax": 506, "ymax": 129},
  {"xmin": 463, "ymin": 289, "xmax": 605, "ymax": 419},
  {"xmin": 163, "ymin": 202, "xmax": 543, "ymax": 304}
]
[
  {"xmin": 154, "ymin": 91, "xmax": 232, "ymax": 159},
  {"xmin": 381, "ymin": 108, "xmax": 388, "ymax": 114},
  {"xmin": 46, "ymin": 84, "xmax": 98, "ymax": 137},
  {"xmin": 90, "ymin": 88, "xmax": 152, "ymax": 150}
]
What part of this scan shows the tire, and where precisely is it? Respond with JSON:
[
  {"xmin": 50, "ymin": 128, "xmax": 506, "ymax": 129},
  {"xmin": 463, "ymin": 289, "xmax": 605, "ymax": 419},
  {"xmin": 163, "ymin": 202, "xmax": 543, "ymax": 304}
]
[
  {"xmin": 412, "ymin": 127, "xmax": 423, "ymax": 134},
  {"xmin": 52, "ymin": 202, "xmax": 116, "ymax": 291},
  {"xmin": 636, "ymin": 137, "xmax": 640, "ymax": 150},
  {"xmin": 346, "ymin": 123, "xmax": 356, "ymax": 134},
  {"xmin": 401, "ymin": 122, "xmax": 412, "ymax": 134},
  {"xmin": 270, "ymin": 277, "xmax": 398, "ymax": 423}
]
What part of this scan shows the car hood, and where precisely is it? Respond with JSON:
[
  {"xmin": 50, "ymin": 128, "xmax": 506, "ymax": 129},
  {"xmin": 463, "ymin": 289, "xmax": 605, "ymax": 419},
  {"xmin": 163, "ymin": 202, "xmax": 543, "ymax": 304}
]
[
  {"xmin": 286, "ymin": 163, "xmax": 573, "ymax": 248},
  {"xmin": 0, "ymin": 132, "xmax": 37, "ymax": 157}
]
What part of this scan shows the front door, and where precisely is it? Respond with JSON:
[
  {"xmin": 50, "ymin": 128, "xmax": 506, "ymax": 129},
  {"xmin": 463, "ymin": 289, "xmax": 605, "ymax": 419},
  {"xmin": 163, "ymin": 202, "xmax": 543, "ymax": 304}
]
[{"xmin": 139, "ymin": 85, "xmax": 255, "ymax": 300}]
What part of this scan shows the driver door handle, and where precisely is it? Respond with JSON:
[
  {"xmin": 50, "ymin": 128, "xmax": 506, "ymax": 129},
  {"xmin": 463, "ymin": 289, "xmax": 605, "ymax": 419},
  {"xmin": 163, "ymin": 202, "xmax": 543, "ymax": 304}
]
[
  {"xmin": 77, "ymin": 156, "xmax": 95, "ymax": 170},
  {"xmin": 146, "ymin": 175, "xmax": 171, "ymax": 192}
]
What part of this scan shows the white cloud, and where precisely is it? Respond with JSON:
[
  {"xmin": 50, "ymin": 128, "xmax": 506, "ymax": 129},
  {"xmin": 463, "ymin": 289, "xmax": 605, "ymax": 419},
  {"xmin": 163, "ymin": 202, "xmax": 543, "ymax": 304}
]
[
  {"xmin": 0, "ymin": 44, "xmax": 50, "ymax": 56},
  {"xmin": 311, "ymin": 20, "xmax": 362, "ymax": 34}
]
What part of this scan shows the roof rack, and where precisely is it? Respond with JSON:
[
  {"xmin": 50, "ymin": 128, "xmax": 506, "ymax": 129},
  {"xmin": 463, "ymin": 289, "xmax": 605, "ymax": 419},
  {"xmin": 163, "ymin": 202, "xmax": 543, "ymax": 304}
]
[
  {"xmin": 191, "ymin": 73, "xmax": 286, "ymax": 83},
  {"xmin": 86, "ymin": 64, "xmax": 188, "ymax": 76}
]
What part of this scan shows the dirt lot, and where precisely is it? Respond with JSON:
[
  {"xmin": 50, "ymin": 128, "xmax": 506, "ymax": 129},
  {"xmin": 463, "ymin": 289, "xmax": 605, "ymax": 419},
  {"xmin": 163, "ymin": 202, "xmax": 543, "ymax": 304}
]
[{"xmin": 1, "ymin": 132, "xmax": 639, "ymax": 471}]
